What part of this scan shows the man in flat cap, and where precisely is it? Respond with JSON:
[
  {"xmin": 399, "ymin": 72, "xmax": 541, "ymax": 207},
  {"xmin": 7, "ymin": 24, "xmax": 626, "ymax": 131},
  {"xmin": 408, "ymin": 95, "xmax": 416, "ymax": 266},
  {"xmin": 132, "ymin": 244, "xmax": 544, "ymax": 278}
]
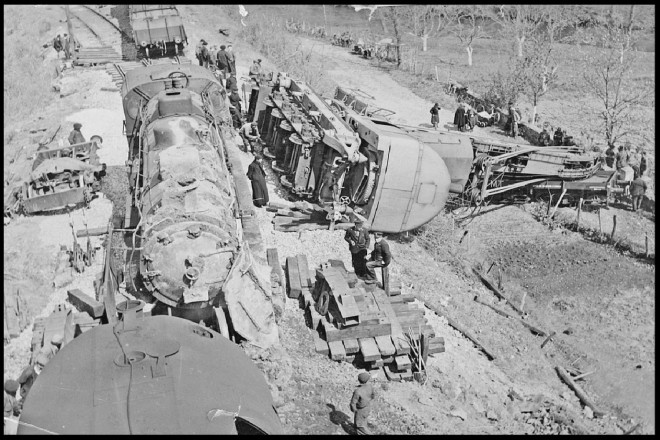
[
  {"xmin": 68, "ymin": 122, "xmax": 86, "ymax": 145},
  {"xmin": 364, "ymin": 231, "xmax": 392, "ymax": 285},
  {"xmin": 17, "ymin": 353, "xmax": 49, "ymax": 402},
  {"xmin": 344, "ymin": 218, "xmax": 370, "ymax": 279},
  {"xmin": 350, "ymin": 372, "xmax": 376, "ymax": 435}
]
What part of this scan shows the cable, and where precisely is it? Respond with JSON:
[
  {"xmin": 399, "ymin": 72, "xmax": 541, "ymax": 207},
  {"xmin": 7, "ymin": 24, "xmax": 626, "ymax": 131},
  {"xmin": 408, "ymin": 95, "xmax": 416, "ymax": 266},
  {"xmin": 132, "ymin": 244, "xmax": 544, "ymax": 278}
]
[{"xmin": 112, "ymin": 321, "xmax": 135, "ymax": 435}]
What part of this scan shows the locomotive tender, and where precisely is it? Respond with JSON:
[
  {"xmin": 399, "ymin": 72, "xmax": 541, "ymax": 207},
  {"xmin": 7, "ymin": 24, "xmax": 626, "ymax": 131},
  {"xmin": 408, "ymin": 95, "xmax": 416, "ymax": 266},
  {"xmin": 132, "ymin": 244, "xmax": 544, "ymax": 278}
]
[{"xmin": 129, "ymin": 5, "xmax": 188, "ymax": 58}]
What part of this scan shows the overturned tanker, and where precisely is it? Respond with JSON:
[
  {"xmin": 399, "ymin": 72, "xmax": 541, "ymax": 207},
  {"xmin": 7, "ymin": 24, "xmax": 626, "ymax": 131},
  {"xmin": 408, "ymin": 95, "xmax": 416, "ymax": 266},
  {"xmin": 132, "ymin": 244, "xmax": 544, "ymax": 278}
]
[
  {"xmin": 121, "ymin": 64, "xmax": 279, "ymax": 348},
  {"xmin": 18, "ymin": 312, "xmax": 283, "ymax": 434},
  {"xmin": 247, "ymin": 74, "xmax": 453, "ymax": 233}
]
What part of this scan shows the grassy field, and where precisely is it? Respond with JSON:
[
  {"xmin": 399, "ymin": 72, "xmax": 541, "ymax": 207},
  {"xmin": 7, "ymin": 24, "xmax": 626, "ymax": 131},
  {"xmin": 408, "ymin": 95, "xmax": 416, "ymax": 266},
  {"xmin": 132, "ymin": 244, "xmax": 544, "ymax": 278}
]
[{"xmin": 243, "ymin": 4, "xmax": 655, "ymax": 195}]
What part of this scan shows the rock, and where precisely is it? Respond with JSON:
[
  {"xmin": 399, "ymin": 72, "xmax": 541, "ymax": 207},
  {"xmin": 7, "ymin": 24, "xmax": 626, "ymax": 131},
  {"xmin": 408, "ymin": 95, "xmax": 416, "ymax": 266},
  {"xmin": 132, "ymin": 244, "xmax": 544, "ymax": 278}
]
[
  {"xmin": 431, "ymin": 379, "xmax": 442, "ymax": 389},
  {"xmin": 486, "ymin": 410, "xmax": 498, "ymax": 421},
  {"xmin": 449, "ymin": 408, "xmax": 467, "ymax": 421},
  {"xmin": 583, "ymin": 406, "xmax": 594, "ymax": 419},
  {"xmin": 563, "ymin": 327, "xmax": 574, "ymax": 335},
  {"xmin": 441, "ymin": 381, "xmax": 462, "ymax": 400},
  {"xmin": 471, "ymin": 401, "xmax": 485, "ymax": 415},
  {"xmin": 279, "ymin": 402, "xmax": 296, "ymax": 413}
]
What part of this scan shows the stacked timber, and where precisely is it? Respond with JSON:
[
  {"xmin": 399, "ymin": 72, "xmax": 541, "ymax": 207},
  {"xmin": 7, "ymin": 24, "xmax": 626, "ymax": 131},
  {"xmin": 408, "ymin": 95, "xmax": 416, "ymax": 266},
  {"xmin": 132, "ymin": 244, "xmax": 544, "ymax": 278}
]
[
  {"xmin": 286, "ymin": 255, "xmax": 445, "ymax": 381},
  {"xmin": 74, "ymin": 46, "xmax": 123, "ymax": 66}
]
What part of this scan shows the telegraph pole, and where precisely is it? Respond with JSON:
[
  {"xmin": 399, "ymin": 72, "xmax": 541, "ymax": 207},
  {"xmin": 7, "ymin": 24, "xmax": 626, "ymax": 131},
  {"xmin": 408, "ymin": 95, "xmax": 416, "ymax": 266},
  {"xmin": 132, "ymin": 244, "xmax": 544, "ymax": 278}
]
[{"xmin": 65, "ymin": 5, "xmax": 74, "ymax": 39}]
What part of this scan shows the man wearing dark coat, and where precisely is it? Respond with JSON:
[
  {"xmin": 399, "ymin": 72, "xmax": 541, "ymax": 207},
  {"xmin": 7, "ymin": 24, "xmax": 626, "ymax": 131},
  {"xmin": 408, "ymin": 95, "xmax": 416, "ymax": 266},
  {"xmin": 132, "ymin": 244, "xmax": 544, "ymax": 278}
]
[
  {"xmin": 228, "ymin": 89, "xmax": 242, "ymax": 114},
  {"xmin": 226, "ymin": 44, "xmax": 236, "ymax": 74},
  {"xmin": 350, "ymin": 372, "xmax": 376, "ymax": 435},
  {"xmin": 216, "ymin": 45, "xmax": 230, "ymax": 76},
  {"xmin": 246, "ymin": 156, "xmax": 269, "ymax": 207},
  {"xmin": 225, "ymin": 73, "xmax": 238, "ymax": 92},
  {"xmin": 344, "ymin": 219, "xmax": 370, "ymax": 278},
  {"xmin": 68, "ymin": 123, "xmax": 86, "ymax": 145},
  {"xmin": 454, "ymin": 104, "xmax": 466, "ymax": 131}
]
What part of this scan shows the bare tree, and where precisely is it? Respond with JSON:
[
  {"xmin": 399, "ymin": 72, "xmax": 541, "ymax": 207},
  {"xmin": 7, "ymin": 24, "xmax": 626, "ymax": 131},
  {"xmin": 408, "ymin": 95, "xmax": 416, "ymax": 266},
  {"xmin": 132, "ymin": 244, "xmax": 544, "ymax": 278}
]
[
  {"xmin": 490, "ymin": 5, "xmax": 544, "ymax": 58},
  {"xmin": 403, "ymin": 5, "xmax": 453, "ymax": 52},
  {"xmin": 581, "ymin": 25, "xmax": 651, "ymax": 147},
  {"xmin": 517, "ymin": 38, "xmax": 560, "ymax": 124},
  {"xmin": 448, "ymin": 6, "xmax": 486, "ymax": 67},
  {"xmin": 380, "ymin": 6, "xmax": 404, "ymax": 67}
]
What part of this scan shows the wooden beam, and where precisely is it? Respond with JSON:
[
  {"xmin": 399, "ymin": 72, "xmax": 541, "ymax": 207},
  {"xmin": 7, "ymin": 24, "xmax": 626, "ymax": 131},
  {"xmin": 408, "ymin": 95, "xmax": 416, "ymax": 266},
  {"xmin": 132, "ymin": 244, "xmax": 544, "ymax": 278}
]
[
  {"xmin": 286, "ymin": 256, "xmax": 302, "ymax": 298},
  {"xmin": 473, "ymin": 267, "xmax": 525, "ymax": 315},
  {"xmin": 556, "ymin": 366, "xmax": 606, "ymax": 418},
  {"xmin": 474, "ymin": 295, "xmax": 548, "ymax": 337},
  {"xmin": 358, "ymin": 337, "xmax": 382, "ymax": 362},
  {"xmin": 343, "ymin": 338, "xmax": 360, "ymax": 354},
  {"xmin": 328, "ymin": 340, "xmax": 347, "ymax": 361},
  {"xmin": 311, "ymin": 330, "xmax": 329, "ymax": 355},
  {"xmin": 423, "ymin": 302, "xmax": 496, "ymax": 361},
  {"xmin": 374, "ymin": 335, "xmax": 396, "ymax": 356},
  {"xmin": 323, "ymin": 319, "xmax": 392, "ymax": 342}
]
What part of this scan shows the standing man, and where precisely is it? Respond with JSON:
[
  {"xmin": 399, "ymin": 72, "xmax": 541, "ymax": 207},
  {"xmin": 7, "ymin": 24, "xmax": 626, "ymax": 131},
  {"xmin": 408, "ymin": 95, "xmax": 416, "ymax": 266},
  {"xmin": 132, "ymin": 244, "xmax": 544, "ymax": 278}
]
[
  {"xmin": 364, "ymin": 231, "xmax": 391, "ymax": 285},
  {"xmin": 226, "ymin": 43, "xmax": 236, "ymax": 74},
  {"xmin": 18, "ymin": 353, "xmax": 49, "ymax": 403},
  {"xmin": 604, "ymin": 144, "xmax": 616, "ymax": 168},
  {"xmin": 208, "ymin": 44, "xmax": 218, "ymax": 70},
  {"xmin": 216, "ymin": 45, "xmax": 230, "ymax": 78},
  {"xmin": 639, "ymin": 151, "xmax": 647, "ymax": 176},
  {"xmin": 429, "ymin": 103, "xmax": 440, "ymax": 130},
  {"xmin": 246, "ymin": 155, "xmax": 269, "ymax": 207},
  {"xmin": 68, "ymin": 123, "xmax": 86, "ymax": 145},
  {"xmin": 344, "ymin": 219, "xmax": 370, "ymax": 279},
  {"xmin": 630, "ymin": 173, "xmax": 647, "ymax": 212},
  {"xmin": 615, "ymin": 145, "xmax": 629, "ymax": 170},
  {"xmin": 195, "ymin": 39, "xmax": 205, "ymax": 66},
  {"xmin": 228, "ymin": 88, "xmax": 242, "ymax": 115},
  {"xmin": 240, "ymin": 121, "xmax": 261, "ymax": 154},
  {"xmin": 249, "ymin": 59, "xmax": 262, "ymax": 81},
  {"xmin": 349, "ymin": 372, "xmax": 376, "ymax": 435},
  {"xmin": 225, "ymin": 72, "xmax": 238, "ymax": 93},
  {"xmin": 508, "ymin": 102, "xmax": 520, "ymax": 138},
  {"xmin": 63, "ymin": 33, "xmax": 71, "ymax": 60},
  {"xmin": 200, "ymin": 40, "xmax": 210, "ymax": 68},
  {"xmin": 229, "ymin": 105, "xmax": 243, "ymax": 129},
  {"xmin": 53, "ymin": 34, "xmax": 63, "ymax": 58}
]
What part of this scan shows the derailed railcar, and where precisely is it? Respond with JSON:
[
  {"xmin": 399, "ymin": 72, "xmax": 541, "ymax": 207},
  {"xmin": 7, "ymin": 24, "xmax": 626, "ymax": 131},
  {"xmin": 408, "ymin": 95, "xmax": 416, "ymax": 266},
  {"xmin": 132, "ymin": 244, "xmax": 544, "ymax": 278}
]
[
  {"xmin": 129, "ymin": 4, "xmax": 188, "ymax": 58},
  {"xmin": 248, "ymin": 76, "xmax": 453, "ymax": 233},
  {"xmin": 17, "ymin": 312, "xmax": 283, "ymax": 434},
  {"xmin": 13, "ymin": 141, "xmax": 104, "ymax": 215},
  {"xmin": 121, "ymin": 64, "xmax": 279, "ymax": 349}
]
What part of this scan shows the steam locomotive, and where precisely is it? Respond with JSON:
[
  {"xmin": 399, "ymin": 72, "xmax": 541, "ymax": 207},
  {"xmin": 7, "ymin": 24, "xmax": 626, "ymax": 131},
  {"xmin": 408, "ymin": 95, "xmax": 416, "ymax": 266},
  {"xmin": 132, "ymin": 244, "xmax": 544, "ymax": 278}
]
[
  {"xmin": 121, "ymin": 63, "xmax": 280, "ymax": 349},
  {"xmin": 129, "ymin": 5, "xmax": 188, "ymax": 58}
]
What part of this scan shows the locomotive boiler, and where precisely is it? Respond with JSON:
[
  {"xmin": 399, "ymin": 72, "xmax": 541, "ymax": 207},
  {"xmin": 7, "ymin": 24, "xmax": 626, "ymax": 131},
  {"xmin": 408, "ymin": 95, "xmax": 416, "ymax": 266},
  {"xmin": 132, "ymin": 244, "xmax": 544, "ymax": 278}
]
[{"xmin": 121, "ymin": 64, "xmax": 279, "ymax": 349}]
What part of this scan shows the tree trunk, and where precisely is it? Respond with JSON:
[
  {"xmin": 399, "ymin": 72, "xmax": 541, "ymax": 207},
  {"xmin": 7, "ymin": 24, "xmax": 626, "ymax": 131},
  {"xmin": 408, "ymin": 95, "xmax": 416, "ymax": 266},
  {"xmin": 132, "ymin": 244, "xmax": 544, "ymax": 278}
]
[
  {"xmin": 531, "ymin": 103, "xmax": 537, "ymax": 126},
  {"xmin": 422, "ymin": 34, "xmax": 429, "ymax": 52},
  {"xmin": 516, "ymin": 36, "xmax": 524, "ymax": 57},
  {"xmin": 466, "ymin": 45, "xmax": 473, "ymax": 66}
]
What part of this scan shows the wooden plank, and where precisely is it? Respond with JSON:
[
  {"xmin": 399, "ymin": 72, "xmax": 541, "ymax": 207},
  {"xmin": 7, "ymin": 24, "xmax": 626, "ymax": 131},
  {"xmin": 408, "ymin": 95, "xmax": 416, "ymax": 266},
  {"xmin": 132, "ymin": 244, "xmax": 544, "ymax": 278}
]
[
  {"xmin": 473, "ymin": 267, "xmax": 525, "ymax": 315},
  {"xmin": 556, "ymin": 366, "xmax": 606, "ymax": 418},
  {"xmin": 374, "ymin": 335, "xmax": 396, "ymax": 356},
  {"xmin": 474, "ymin": 295, "xmax": 549, "ymax": 336},
  {"xmin": 343, "ymin": 338, "xmax": 360, "ymax": 354},
  {"xmin": 323, "ymin": 319, "xmax": 392, "ymax": 342},
  {"xmin": 394, "ymin": 354, "xmax": 412, "ymax": 371},
  {"xmin": 301, "ymin": 289, "xmax": 314, "ymax": 309},
  {"xmin": 311, "ymin": 330, "xmax": 330, "ymax": 356},
  {"xmin": 307, "ymin": 306, "xmax": 322, "ymax": 331},
  {"xmin": 358, "ymin": 337, "xmax": 381, "ymax": 362},
  {"xmin": 266, "ymin": 248, "xmax": 283, "ymax": 278},
  {"xmin": 286, "ymin": 256, "xmax": 302, "ymax": 298},
  {"xmin": 394, "ymin": 308, "xmax": 425, "ymax": 319},
  {"xmin": 296, "ymin": 254, "xmax": 312, "ymax": 289},
  {"xmin": 328, "ymin": 340, "xmax": 347, "ymax": 361},
  {"xmin": 67, "ymin": 289, "xmax": 104, "ymax": 318},
  {"xmin": 76, "ymin": 226, "xmax": 108, "ymax": 237},
  {"xmin": 372, "ymin": 288, "xmax": 410, "ymax": 355},
  {"xmin": 388, "ymin": 294, "xmax": 415, "ymax": 304}
]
